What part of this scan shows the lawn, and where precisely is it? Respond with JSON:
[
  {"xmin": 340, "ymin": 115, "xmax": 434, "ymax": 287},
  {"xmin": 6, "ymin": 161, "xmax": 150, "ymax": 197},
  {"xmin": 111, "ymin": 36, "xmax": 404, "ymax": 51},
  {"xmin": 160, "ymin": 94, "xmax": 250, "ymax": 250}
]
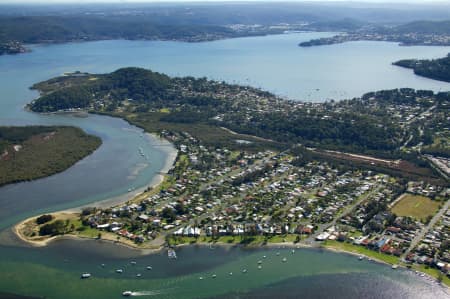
[
  {"xmin": 391, "ymin": 194, "xmax": 441, "ymax": 222},
  {"xmin": 323, "ymin": 240, "xmax": 399, "ymax": 265}
]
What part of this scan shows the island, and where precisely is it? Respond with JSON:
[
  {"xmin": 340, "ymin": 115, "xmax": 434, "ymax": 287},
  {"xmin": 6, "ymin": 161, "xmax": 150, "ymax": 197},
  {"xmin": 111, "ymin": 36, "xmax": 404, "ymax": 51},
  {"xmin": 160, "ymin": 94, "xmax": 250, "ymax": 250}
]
[
  {"xmin": 0, "ymin": 126, "xmax": 101, "ymax": 186},
  {"xmin": 393, "ymin": 53, "xmax": 450, "ymax": 83},
  {"xmin": 13, "ymin": 67, "xmax": 450, "ymax": 285}
]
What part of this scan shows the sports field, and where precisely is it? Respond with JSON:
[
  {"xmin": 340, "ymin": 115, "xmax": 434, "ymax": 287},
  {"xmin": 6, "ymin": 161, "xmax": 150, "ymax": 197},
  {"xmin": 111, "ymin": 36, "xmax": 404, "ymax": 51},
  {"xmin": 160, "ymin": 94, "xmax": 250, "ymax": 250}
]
[{"xmin": 391, "ymin": 194, "xmax": 440, "ymax": 222}]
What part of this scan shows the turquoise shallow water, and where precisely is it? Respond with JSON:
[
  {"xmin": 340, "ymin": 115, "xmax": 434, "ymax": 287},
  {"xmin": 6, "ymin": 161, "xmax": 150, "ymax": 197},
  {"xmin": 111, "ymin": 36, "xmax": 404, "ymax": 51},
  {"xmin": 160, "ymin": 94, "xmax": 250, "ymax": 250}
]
[
  {"xmin": 0, "ymin": 33, "xmax": 449, "ymax": 298},
  {"xmin": 0, "ymin": 243, "xmax": 447, "ymax": 299}
]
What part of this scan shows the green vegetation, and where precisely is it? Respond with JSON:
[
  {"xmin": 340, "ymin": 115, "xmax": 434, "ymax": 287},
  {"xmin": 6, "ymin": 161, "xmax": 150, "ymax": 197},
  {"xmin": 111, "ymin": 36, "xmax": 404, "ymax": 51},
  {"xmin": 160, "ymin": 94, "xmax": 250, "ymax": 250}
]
[
  {"xmin": 0, "ymin": 126, "xmax": 101, "ymax": 186},
  {"xmin": 393, "ymin": 54, "xmax": 450, "ymax": 83},
  {"xmin": 30, "ymin": 68, "xmax": 449, "ymax": 158},
  {"xmin": 28, "ymin": 68, "xmax": 448, "ymax": 185},
  {"xmin": 391, "ymin": 194, "xmax": 440, "ymax": 222},
  {"xmin": 300, "ymin": 20, "xmax": 450, "ymax": 47},
  {"xmin": 35, "ymin": 214, "xmax": 53, "ymax": 225},
  {"xmin": 411, "ymin": 264, "xmax": 450, "ymax": 286},
  {"xmin": 39, "ymin": 220, "xmax": 67, "ymax": 236},
  {"xmin": 323, "ymin": 240, "xmax": 400, "ymax": 265}
]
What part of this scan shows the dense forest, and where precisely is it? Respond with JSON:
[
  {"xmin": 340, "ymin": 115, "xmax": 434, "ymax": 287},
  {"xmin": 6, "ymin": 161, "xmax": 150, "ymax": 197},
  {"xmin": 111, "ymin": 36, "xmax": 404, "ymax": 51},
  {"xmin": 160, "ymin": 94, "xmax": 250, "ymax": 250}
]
[
  {"xmin": 0, "ymin": 126, "xmax": 101, "ymax": 186},
  {"xmin": 393, "ymin": 53, "xmax": 450, "ymax": 83},
  {"xmin": 0, "ymin": 15, "xmax": 279, "ymax": 47},
  {"xmin": 29, "ymin": 68, "xmax": 449, "ymax": 162}
]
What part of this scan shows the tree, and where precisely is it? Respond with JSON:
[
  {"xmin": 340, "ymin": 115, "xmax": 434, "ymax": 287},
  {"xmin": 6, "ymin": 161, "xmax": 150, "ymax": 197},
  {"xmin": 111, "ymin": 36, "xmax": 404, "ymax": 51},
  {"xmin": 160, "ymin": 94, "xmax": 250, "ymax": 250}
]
[
  {"xmin": 161, "ymin": 207, "xmax": 176, "ymax": 223},
  {"xmin": 36, "ymin": 214, "xmax": 53, "ymax": 225}
]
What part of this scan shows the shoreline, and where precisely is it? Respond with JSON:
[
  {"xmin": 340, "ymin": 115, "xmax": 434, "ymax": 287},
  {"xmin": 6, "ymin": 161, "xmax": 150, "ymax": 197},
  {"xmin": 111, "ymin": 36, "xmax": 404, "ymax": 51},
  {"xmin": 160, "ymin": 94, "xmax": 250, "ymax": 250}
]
[
  {"xmin": 13, "ymin": 128, "xmax": 178, "ymax": 246},
  {"xmin": 9, "ymin": 116, "xmax": 448, "ymax": 289},
  {"xmin": 13, "ymin": 218, "xmax": 450, "ymax": 289}
]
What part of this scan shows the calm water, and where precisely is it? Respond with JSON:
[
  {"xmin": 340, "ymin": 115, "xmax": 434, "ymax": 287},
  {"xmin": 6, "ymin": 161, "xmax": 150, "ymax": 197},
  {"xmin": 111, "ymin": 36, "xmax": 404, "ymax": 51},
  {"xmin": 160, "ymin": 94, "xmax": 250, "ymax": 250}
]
[
  {"xmin": 0, "ymin": 32, "xmax": 449, "ymax": 298},
  {"xmin": 0, "ymin": 243, "xmax": 447, "ymax": 299}
]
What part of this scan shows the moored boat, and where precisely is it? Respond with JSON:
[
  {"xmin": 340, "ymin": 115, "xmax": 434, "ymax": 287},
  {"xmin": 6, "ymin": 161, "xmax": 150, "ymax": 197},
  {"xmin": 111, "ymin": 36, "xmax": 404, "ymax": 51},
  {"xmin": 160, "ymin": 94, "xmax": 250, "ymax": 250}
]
[
  {"xmin": 81, "ymin": 273, "xmax": 91, "ymax": 279},
  {"xmin": 168, "ymin": 248, "xmax": 177, "ymax": 259}
]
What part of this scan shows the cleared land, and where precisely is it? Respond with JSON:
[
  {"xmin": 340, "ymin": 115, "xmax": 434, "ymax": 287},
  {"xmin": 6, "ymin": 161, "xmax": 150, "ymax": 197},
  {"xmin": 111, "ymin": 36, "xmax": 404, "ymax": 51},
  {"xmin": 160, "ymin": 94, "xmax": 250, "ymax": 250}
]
[{"xmin": 391, "ymin": 194, "xmax": 441, "ymax": 222}]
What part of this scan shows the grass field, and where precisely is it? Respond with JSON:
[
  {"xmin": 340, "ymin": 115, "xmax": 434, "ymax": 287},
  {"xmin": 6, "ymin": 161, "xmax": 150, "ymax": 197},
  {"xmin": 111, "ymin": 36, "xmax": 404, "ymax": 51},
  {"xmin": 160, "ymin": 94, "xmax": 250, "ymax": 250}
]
[
  {"xmin": 391, "ymin": 194, "xmax": 441, "ymax": 222},
  {"xmin": 323, "ymin": 240, "xmax": 400, "ymax": 265}
]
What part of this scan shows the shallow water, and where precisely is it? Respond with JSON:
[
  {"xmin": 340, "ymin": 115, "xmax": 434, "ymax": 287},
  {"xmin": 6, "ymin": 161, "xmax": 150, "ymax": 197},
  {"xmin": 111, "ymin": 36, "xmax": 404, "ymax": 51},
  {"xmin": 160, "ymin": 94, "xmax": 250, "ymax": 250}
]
[{"xmin": 0, "ymin": 33, "xmax": 449, "ymax": 298}]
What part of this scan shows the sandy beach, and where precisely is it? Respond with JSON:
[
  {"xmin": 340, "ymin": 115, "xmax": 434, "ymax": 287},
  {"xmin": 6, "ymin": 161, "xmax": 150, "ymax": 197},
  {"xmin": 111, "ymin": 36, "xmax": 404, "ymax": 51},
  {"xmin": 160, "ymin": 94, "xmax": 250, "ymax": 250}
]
[{"xmin": 13, "ymin": 132, "xmax": 178, "ymax": 248}]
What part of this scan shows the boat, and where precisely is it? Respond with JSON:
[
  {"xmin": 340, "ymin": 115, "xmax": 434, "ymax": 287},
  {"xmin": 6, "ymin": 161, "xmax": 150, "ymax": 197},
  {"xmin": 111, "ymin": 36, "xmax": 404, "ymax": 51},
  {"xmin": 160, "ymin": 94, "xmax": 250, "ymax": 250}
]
[
  {"xmin": 263, "ymin": 255, "xmax": 267, "ymax": 259},
  {"xmin": 199, "ymin": 276, "xmax": 204, "ymax": 280},
  {"xmin": 146, "ymin": 266, "xmax": 153, "ymax": 270},
  {"xmin": 116, "ymin": 269, "xmax": 123, "ymax": 273},
  {"xmin": 168, "ymin": 248, "xmax": 177, "ymax": 259},
  {"xmin": 229, "ymin": 272, "xmax": 233, "ymax": 276},
  {"xmin": 257, "ymin": 260, "xmax": 262, "ymax": 264},
  {"xmin": 136, "ymin": 273, "xmax": 142, "ymax": 277},
  {"xmin": 130, "ymin": 261, "xmax": 137, "ymax": 265},
  {"xmin": 212, "ymin": 274, "xmax": 217, "ymax": 278},
  {"xmin": 258, "ymin": 265, "xmax": 262, "ymax": 270},
  {"xmin": 122, "ymin": 291, "xmax": 133, "ymax": 297},
  {"xmin": 291, "ymin": 249, "xmax": 295, "ymax": 254},
  {"xmin": 392, "ymin": 264, "xmax": 398, "ymax": 269},
  {"xmin": 242, "ymin": 269, "xmax": 247, "ymax": 273},
  {"xmin": 81, "ymin": 273, "xmax": 91, "ymax": 279},
  {"xmin": 358, "ymin": 256, "xmax": 364, "ymax": 261},
  {"xmin": 282, "ymin": 257, "xmax": 287, "ymax": 263},
  {"xmin": 276, "ymin": 252, "xmax": 280, "ymax": 256}
]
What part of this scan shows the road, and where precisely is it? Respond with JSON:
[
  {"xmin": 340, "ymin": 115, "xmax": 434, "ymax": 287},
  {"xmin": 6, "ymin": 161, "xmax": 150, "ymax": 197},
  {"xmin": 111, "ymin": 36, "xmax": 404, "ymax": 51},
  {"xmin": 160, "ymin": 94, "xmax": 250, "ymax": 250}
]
[
  {"xmin": 403, "ymin": 199, "xmax": 450, "ymax": 258},
  {"xmin": 305, "ymin": 185, "xmax": 383, "ymax": 242}
]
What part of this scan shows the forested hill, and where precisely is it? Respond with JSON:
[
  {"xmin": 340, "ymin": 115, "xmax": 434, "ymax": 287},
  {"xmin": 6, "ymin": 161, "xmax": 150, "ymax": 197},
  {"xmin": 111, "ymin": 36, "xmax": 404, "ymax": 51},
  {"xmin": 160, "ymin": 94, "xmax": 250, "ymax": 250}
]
[
  {"xmin": 0, "ymin": 126, "xmax": 101, "ymax": 186},
  {"xmin": 0, "ymin": 16, "xmax": 241, "ymax": 44},
  {"xmin": 392, "ymin": 20, "xmax": 450, "ymax": 35},
  {"xmin": 393, "ymin": 54, "xmax": 450, "ymax": 83},
  {"xmin": 29, "ymin": 68, "xmax": 450, "ymax": 160}
]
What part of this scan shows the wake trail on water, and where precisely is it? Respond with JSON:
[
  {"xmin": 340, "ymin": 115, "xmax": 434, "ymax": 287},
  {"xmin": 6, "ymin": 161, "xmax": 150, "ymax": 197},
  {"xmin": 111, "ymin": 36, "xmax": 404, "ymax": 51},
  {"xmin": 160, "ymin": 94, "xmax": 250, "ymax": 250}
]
[{"xmin": 131, "ymin": 288, "xmax": 173, "ymax": 296}]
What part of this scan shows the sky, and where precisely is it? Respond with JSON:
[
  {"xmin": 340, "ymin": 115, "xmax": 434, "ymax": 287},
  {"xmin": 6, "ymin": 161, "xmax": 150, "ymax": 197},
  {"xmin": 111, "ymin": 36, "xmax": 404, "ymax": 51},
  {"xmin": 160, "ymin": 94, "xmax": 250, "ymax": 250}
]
[{"xmin": 1, "ymin": 0, "xmax": 449, "ymax": 3}]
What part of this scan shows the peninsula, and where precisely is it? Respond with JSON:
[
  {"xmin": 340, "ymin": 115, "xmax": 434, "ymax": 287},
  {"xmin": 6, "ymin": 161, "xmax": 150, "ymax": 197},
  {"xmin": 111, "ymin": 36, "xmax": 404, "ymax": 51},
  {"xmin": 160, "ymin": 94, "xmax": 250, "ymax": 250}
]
[
  {"xmin": 393, "ymin": 53, "xmax": 450, "ymax": 83},
  {"xmin": 299, "ymin": 20, "xmax": 450, "ymax": 47},
  {"xmin": 0, "ymin": 126, "xmax": 101, "ymax": 186},
  {"xmin": 15, "ymin": 67, "xmax": 450, "ymax": 285}
]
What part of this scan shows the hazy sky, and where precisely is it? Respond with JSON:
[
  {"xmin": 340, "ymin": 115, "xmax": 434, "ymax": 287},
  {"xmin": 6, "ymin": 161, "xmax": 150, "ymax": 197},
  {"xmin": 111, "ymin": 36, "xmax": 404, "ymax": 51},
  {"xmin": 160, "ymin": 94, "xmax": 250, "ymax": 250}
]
[{"xmin": 1, "ymin": 0, "xmax": 449, "ymax": 3}]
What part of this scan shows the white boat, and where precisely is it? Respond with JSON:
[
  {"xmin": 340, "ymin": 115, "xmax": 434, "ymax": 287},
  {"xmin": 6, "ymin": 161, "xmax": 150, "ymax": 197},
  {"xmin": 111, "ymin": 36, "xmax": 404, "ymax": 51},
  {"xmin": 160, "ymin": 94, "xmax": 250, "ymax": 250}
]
[
  {"xmin": 358, "ymin": 256, "xmax": 364, "ymax": 261},
  {"xmin": 229, "ymin": 272, "xmax": 233, "ymax": 276},
  {"xmin": 122, "ymin": 291, "xmax": 133, "ymax": 296},
  {"xmin": 168, "ymin": 248, "xmax": 177, "ymax": 259},
  {"xmin": 282, "ymin": 257, "xmax": 287, "ymax": 263},
  {"xmin": 116, "ymin": 269, "xmax": 123, "ymax": 273},
  {"xmin": 136, "ymin": 273, "xmax": 142, "ymax": 277},
  {"xmin": 146, "ymin": 266, "xmax": 153, "ymax": 270},
  {"xmin": 242, "ymin": 269, "xmax": 247, "ymax": 273},
  {"xmin": 130, "ymin": 261, "xmax": 137, "ymax": 265},
  {"xmin": 81, "ymin": 273, "xmax": 91, "ymax": 279},
  {"xmin": 392, "ymin": 264, "xmax": 398, "ymax": 269},
  {"xmin": 212, "ymin": 274, "xmax": 217, "ymax": 278},
  {"xmin": 258, "ymin": 265, "xmax": 262, "ymax": 270}
]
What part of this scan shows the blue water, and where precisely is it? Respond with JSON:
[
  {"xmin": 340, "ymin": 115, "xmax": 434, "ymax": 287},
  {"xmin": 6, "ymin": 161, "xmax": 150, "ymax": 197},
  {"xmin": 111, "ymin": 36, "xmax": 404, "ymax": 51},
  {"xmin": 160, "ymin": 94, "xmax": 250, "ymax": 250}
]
[{"xmin": 0, "ymin": 32, "xmax": 449, "ymax": 298}]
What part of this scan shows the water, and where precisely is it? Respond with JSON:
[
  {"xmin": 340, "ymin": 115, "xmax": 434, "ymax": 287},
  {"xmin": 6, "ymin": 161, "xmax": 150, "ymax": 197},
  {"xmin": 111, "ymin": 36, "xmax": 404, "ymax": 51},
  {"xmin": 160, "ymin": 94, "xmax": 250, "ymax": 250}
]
[
  {"xmin": 5, "ymin": 32, "xmax": 448, "ymax": 103},
  {"xmin": 0, "ymin": 244, "xmax": 447, "ymax": 299},
  {"xmin": 0, "ymin": 32, "xmax": 449, "ymax": 298}
]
